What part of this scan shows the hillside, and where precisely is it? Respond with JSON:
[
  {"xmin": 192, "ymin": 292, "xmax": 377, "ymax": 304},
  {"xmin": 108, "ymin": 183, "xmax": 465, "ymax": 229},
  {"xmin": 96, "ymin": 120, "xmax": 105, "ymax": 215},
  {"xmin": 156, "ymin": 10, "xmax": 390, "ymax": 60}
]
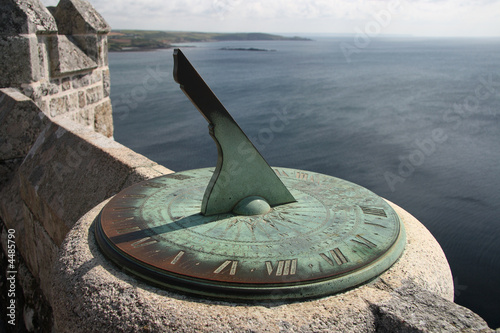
[{"xmin": 108, "ymin": 30, "xmax": 310, "ymax": 51}]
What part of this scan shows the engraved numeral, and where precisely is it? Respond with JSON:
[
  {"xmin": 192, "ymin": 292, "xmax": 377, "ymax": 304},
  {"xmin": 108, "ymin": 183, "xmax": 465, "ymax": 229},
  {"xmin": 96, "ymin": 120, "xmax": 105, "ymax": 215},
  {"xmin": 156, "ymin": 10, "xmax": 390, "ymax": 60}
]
[
  {"xmin": 265, "ymin": 259, "xmax": 297, "ymax": 276},
  {"xmin": 296, "ymin": 171, "xmax": 309, "ymax": 180},
  {"xmin": 170, "ymin": 251, "xmax": 185, "ymax": 265},
  {"xmin": 116, "ymin": 226, "xmax": 141, "ymax": 234},
  {"xmin": 130, "ymin": 237, "xmax": 158, "ymax": 248},
  {"xmin": 319, "ymin": 248, "xmax": 349, "ymax": 266},
  {"xmin": 351, "ymin": 235, "xmax": 377, "ymax": 249},
  {"xmin": 111, "ymin": 216, "xmax": 135, "ymax": 224},
  {"xmin": 296, "ymin": 171, "xmax": 319, "ymax": 183},
  {"xmin": 214, "ymin": 260, "xmax": 238, "ymax": 275},
  {"xmin": 274, "ymin": 169, "xmax": 290, "ymax": 177},
  {"xmin": 360, "ymin": 206, "xmax": 387, "ymax": 217}
]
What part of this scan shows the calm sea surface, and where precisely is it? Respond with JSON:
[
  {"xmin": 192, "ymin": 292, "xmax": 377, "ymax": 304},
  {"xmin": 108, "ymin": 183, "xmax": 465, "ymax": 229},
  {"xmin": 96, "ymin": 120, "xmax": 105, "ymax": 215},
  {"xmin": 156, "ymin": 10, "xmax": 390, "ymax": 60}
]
[{"xmin": 109, "ymin": 37, "xmax": 500, "ymax": 327}]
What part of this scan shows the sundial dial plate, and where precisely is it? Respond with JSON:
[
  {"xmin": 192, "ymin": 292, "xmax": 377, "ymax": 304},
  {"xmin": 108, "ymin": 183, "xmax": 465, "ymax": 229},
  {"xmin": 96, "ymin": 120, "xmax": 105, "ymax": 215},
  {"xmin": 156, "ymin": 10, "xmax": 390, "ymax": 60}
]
[{"xmin": 96, "ymin": 167, "xmax": 405, "ymax": 300}]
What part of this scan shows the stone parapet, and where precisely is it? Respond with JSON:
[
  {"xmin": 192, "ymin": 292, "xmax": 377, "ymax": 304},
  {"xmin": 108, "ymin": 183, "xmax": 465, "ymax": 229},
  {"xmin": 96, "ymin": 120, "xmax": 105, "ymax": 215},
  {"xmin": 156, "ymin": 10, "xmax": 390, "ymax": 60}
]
[
  {"xmin": 0, "ymin": 94, "xmax": 171, "ymax": 330},
  {"xmin": 0, "ymin": 35, "xmax": 45, "ymax": 87},
  {"xmin": 0, "ymin": 0, "xmax": 113, "ymax": 137},
  {"xmin": 0, "ymin": 89, "xmax": 48, "ymax": 163},
  {"xmin": 49, "ymin": 35, "xmax": 97, "ymax": 76},
  {"xmin": 0, "ymin": 0, "xmax": 56, "ymax": 87},
  {"xmin": 0, "ymin": 0, "xmax": 57, "ymax": 35},
  {"xmin": 53, "ymin": 0, "xmax": 111, "ymax": 66},
  {"xmin": 0, "ymin": 88, "xmax": 50, "ymax": 187},
  {"xmin": 53, "ymin": 0, "xmax": 111, "ymax": 34},
  {"xmin": 18, "ymin": 116, "xmax": 172, "ymax": 249}
]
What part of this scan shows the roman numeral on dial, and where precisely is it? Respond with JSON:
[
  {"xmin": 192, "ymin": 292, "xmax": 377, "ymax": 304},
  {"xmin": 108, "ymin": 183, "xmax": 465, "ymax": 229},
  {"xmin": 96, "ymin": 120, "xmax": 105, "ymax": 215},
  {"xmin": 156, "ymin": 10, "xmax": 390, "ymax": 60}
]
[
  {"xmin": 214, "ymin": 260, "xmax": 238, "ymax": 275},
  {"xmin": 351, "ymin": 235, "xmax": 377, "ymax": 249},
  {"xmin": 319, "ymin": 248, "xmax": 349, "ymax": 266},
  {"xmin": 265, "ymin": 259, "xmax": 297, "ymax": 276}
]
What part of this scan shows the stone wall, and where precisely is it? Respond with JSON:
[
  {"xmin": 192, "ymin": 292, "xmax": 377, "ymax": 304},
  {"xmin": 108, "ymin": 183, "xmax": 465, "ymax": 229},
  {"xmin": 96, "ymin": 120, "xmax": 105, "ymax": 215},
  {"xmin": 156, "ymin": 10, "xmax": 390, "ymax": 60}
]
[
  {"xmin": 0, "ymin": 0, "xmax": 113, "ymax": 138},
  {"xmin": 0, "ymin": 88, "xmax": 172, "ymax": 332},
  {"xmin": 0, "ymin": 1, "xmax": 172, "ymax": 331}
]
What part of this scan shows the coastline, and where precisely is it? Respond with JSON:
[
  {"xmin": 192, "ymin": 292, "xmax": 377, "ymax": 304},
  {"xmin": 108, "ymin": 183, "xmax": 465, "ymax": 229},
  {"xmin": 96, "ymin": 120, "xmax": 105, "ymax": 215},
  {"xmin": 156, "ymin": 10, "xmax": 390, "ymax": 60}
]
[{"xmin": 108, "ymin": 30, "xmax": 311, "ymax": 52}]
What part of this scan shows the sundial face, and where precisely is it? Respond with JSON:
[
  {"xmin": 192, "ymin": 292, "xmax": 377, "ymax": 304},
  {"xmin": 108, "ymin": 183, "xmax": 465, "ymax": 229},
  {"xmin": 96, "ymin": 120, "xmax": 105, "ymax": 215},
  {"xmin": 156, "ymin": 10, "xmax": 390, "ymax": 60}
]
[
  {"xmin": 97, "ymin": 167, "xmax": 404, "ymax": 300},
  {"xmin": 95, "ymin": 49, "xmax": 406, "ymax": 301}
]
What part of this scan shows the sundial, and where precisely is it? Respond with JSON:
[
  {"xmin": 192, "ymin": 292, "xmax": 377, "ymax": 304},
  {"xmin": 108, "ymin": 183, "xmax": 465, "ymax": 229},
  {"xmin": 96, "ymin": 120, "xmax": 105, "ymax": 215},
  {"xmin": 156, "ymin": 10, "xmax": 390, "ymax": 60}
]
[{"xmin": 95, "ymin": 49, "xmax": 406, "ymax": 301}]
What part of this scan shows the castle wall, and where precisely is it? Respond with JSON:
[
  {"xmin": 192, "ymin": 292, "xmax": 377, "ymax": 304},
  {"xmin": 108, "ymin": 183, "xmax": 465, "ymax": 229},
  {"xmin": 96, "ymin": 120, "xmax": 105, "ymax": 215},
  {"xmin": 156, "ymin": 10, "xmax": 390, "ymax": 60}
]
[
  {"xmin": 0, "ymin": 1, "xmax": 172, "ymax": 331},
  {"xmin": 0, "ymin": 85, "xmax": 172, "ymax": 333},
  {"xmin": 0, "ymin": 0, "xmax": 113, "ymax": 139}
]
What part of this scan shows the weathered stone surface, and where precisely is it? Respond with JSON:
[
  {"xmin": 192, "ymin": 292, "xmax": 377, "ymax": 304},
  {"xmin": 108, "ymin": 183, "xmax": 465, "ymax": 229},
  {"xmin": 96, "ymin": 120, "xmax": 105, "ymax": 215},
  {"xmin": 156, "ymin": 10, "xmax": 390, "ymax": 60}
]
[
  {"xmin": 85, "ymin": 85, "xmax": 103, "ymax": 105},
  {"xmin": 18, "ymin": 117, "xmax": 172, "ymax": 247},
  {"xmin": 47, "ymin": 79, "xmax": 60, "ymax": 94},
  {"xmin": 61, "ymin": 77, "xmax": 71, "ymax": 91},
  {"xmin": 0, "ymin": 158, "xmax": 22, "ymax": 187},
  {"xmin": 0, "ymin": 1, "xmax": 116, "ymax": 331},
  {"xmin": 102, "ymin": 68, "xmax": 111, "ymax": 97},
  {"xmin": 21, "ymin": 80, "xmax": 61, "ymax": 104},
  {"xmin": 0, "ymin": 180, "xmax": 26, "ymax": 250},
  {"xmin": 49, "ymin": 35, "xmax": 97, "ymax": 76},
  {"xmin": 71, "ymin": 73, "xmax": 90, "ymax": 89},
  {"xmin": 100, "ymin": 35, "xmax": 109, "ymax": 66},
  {"xmin": 72, "ymin": 105, "xmax": 93, "ymax": 127},
  {"xmin": 49, "ymin": 95, "xmax": 68, "ymax": 117},
  {"xmin": 52, "ymin": 196, "xmax": 490, "ymax": 332},
  {"xmin": 0, "ymin": 88, "xmax": 49, "ymax": 161},
  {"xmin": 0, "ymin": 220, "xmax": 54, "ymax": 332},
  {"xmin": 94, "ymin": 98, "xmax": 113, "ymax": 137},
  {"xmin": 371, "ymin": 281, "xmax": 492, "ymax": 332},
  {"xmin": 16, "ymin": 260, "xmax": 54, "ymax": 332},
  {"xmin": 21, "ymin": 203, "xmax": 59, "ymax": 299},
  {"xmin": 67, "ymin": 91, "xmax": 79, "ymax": 111},
  {"xmin": 0, "ymin": 0, "xmax": 57, "ymax": 35},
  {"xmin": 0, "ymin": 101, "xmax": 164, "ymax": 332},
  {"xmin": 71, "ymin": 71, "xmax": 101, "ymax": 89},
  {"xmin": 53, "ymin": 0, "xmax": 110, "ymax": 35},
  {"xmin": 0, "ymin": 35, "xmax": 40, "ymax": 87},
  {"xmin": 78, "ymin": 90, "xmax": 86, "ymax": 108}
]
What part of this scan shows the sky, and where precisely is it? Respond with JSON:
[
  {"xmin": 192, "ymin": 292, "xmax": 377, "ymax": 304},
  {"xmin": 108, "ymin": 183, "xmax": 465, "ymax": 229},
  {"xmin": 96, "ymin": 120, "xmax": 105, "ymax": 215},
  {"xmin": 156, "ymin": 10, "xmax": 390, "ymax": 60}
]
[{"xmin": 40, "ymin": 0, "xmax": 500, "ymax": 37}]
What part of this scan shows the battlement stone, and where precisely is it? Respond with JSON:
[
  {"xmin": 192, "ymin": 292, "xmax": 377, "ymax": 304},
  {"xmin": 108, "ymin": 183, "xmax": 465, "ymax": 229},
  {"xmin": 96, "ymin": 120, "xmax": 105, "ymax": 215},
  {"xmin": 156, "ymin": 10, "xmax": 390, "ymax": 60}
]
[
  {"xmin": 0, "ymin": 0, "xmax": 57, "ymax": 35},
  {"xmin": 0, "ymin": 0, "xmax": 112, "ymax": 137},
  {"xmin": 53, "ymin": 0, "xmax": 110, "ymax": 35}
]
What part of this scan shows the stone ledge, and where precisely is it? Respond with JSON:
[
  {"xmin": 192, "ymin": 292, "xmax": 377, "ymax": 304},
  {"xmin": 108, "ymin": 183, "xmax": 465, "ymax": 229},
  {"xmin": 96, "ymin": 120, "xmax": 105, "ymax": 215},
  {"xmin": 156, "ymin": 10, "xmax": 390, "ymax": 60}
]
[
  {"xmin": 19, "ymin": 116, "xmax": 172, "ymax": 247},
  {"xmin": 1, "ymin": 106, "xmax": 171, "ymax": 312},
  {"xmin": 52, "ymin": 197, "xmax": 492, "ymax": 332},
  {"xmin": 0, "ymin": 88, "xmax": 49, "ymax": 162}
]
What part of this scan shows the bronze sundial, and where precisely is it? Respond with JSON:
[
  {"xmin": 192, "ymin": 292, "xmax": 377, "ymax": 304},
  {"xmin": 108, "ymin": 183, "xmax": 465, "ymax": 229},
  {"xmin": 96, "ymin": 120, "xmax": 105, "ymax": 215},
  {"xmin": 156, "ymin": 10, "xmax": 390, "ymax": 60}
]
[{"xmin": 95, "ymin": 49, "xmax": 406, "ymax": 301}]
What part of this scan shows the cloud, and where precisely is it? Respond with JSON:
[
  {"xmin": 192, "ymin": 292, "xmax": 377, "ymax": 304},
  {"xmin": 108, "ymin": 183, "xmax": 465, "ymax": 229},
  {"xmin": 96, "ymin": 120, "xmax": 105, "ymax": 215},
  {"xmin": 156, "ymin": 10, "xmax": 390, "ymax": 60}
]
[{"xmin": 39, "ymin": 0, "xmax": 500, "ymax": 36}]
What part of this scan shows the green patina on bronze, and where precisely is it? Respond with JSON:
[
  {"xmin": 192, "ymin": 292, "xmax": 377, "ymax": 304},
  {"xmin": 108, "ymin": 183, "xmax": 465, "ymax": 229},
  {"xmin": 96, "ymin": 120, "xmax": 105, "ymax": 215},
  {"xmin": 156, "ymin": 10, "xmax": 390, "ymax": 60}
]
[
  {"xmin": 95, "ymin": 49, "xmax": 406, "ymax": 301},
  {"xmin": 173, "ymin": 49, "xmax": 296, "ymax": 216}
]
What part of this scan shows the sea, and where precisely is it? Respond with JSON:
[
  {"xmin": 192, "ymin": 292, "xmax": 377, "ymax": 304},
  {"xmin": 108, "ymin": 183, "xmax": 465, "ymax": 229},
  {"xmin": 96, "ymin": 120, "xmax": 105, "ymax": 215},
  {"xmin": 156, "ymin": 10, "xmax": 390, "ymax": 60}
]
[{"xmin": 109, "ymin": 36, "xmax": 500, "ymax": 328}]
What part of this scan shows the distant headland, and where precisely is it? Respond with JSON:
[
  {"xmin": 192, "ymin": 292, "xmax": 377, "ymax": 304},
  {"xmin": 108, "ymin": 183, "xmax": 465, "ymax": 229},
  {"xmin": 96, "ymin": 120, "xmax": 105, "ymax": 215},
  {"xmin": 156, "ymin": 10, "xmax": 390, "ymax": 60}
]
[{"xmin": 108, "ymin": 30, "xmax": 311, "ymax": 52}]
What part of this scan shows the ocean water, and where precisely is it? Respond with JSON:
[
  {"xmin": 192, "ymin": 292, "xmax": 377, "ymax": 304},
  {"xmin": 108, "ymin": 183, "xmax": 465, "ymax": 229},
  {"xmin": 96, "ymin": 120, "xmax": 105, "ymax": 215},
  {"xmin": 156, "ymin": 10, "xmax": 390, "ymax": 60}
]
[{"xmin": 109, "ymin": 37, "xmax": 500, "ymax": 327}]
